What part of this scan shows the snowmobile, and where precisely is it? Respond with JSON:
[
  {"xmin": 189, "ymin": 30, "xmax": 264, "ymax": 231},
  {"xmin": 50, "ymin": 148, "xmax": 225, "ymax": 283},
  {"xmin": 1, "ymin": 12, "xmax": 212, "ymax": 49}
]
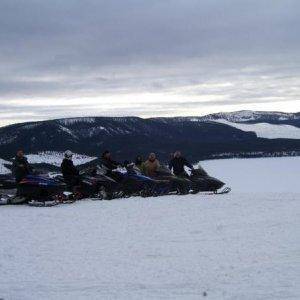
[
  {"xmin": 154, "ymin": 166, "xmax": 192, "ymax": 195},
  {"xmin": 18, "ymin": 174, "xmax": 67, "ymax": 199},
  {"xmin": 78, "ymin": 168, "xmax": 121, "ymax": 200},
  {"xmin": 189, "ymin": 166, "xmax": 230, "ymax": 194},
  {"xmin": 92, "ymin": 163, "xmax": 170, "ymax": 199},
  {"xmin": 52, "ymin": 165, "xmax": 123, "ymax": 200},
  {"xmin": 0, "ymin": 174, "xmax": 16, "ymax": 190},
  {"xmin": 121, "ymin": 163, "xmax": 171, "ymax": 197},
  {"xmin": 52, "ymin": 173, "xmax": 100, "ymax": 200},
  {"xmin": 0, "ymin": 174, "xmax": 69, "ymax": 206},
  {"xmin": 89, "ymin": 165, "xmax": 147, "ymax": 199},
  {"xmin": 19, "ymin": 174, "xmax": 69, "ymax": 205}
]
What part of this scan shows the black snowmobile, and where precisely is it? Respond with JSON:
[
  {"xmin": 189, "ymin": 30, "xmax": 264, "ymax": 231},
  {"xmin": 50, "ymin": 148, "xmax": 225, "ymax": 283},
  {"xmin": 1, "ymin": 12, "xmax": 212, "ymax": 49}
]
[
  {"xmin": 154, "ymin": 166, "xmax": 192, "ymax": 195},
  {"xmin": 52, "ymin": 164, "xmax": 124, "ymax": 200},
  {"xmin": 189, "ymin": 166, "xmax": 230, "ymax": 194},
  {"xmin": 79, "ymin": 167, "xmax": 121, "ymax": 200},
  {"xmin": 121, "ymin": 163, "xmax": 171, "ymax": 197},
  {"xmin": 92, "ymin": 162, "xmax": 170, "ymax": 199},
  {"xmin": 91, "ymin": 165, "xmax": 148, "ymax": 199},
  {"xmin": 53, "ymin": 173, "xmax": 98, "ymax": 200}
]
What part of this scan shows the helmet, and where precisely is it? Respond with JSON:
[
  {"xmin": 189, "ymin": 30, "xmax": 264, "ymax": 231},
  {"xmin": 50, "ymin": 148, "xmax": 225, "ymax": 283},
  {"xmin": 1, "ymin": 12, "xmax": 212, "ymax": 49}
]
[{"xmin": 64, "ymin": 150, "xmax": 73, "ymax": 159}]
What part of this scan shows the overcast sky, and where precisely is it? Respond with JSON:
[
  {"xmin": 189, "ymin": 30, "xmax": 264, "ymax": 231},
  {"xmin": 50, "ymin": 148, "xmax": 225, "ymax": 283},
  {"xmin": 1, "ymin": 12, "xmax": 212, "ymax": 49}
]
[{"xmin": 1, "ymin": 0, "xmax": 299, "ymax": 126}]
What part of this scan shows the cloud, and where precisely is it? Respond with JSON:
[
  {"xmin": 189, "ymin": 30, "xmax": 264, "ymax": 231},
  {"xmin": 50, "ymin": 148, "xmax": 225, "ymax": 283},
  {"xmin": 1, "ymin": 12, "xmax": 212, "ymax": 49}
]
[{"xmin": 0, "ymin": 0, "xmax": 300, "ymax": 126}]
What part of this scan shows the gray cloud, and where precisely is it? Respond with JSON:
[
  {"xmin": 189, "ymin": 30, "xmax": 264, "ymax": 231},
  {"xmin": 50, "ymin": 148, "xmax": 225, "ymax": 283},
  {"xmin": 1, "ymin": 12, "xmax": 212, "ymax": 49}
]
[{"xmin": 0, "ymin": 0, "xmax": 300, "ymax": 126}]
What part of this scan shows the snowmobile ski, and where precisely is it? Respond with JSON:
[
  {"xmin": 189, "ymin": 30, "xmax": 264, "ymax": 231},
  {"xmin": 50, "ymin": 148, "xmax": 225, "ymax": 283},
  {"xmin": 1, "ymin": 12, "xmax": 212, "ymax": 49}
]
[
  {"xmin": 60, "ymin": 199, "xmax": 76, "ymax": 204},
  {"xmin": 214, "ymin": 187, "xmax": 231, "ymax": 194},
  {"xmin": 0, "ymin": 195, "xmax": 10, "ymax": 205},
  {"xmin": 195, "ymin": 187, "xmax": 231, "ymax": 195},
  {"xmin": 28, "ymin": 200, "xmax": 59, "ymax": 207}
]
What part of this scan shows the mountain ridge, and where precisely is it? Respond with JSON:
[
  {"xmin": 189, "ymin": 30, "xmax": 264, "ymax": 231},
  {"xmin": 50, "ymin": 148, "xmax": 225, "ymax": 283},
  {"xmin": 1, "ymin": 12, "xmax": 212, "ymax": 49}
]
[
  {"xmin": 1, "ymin": 110, "xmax": 300, "ymax": 130},
  {"xmin": 1, "ymin": 110, "xmax": 300, "ymax": 162}
]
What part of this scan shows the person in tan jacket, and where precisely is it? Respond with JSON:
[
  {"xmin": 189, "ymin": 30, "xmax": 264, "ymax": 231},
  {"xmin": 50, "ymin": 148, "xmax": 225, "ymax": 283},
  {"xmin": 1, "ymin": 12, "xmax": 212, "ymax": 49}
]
[{"xmin": 143, "ymin": 153, "xmax": 160, "ymax": 178}]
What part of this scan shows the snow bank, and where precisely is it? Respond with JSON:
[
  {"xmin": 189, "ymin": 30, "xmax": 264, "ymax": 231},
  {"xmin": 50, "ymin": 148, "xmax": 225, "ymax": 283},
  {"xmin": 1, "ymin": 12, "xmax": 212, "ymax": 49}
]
[
  {"xmin": 0, "ymin": 157, "xmax": 299, "ymax": 299},
  {"xmin": 214, "ymin": 119, "xmax": 300, "ymax": 139},
  {"xmin": 26, "ymin": 151, "xmax": 97, "ymax": 166}
]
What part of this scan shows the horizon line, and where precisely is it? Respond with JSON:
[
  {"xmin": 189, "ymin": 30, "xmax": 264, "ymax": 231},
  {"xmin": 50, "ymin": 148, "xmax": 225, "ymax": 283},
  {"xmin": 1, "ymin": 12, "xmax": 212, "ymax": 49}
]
[{"xmin": 1, "ymin": 109, "xmax": 299, "ymax": 129}]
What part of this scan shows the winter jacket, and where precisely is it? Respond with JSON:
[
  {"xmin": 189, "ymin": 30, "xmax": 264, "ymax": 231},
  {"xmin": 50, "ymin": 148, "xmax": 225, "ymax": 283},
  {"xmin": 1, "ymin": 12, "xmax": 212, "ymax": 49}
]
[
  {"xmin": 136, "ymin": 162, "xmax": 146, "ymax": 175},
  {"xmin": 143, "ymin": 159, "xmax": 160, "ymax": 178},
  {"xmin": 100, "ymin": 157, "xmax": 120, "ymax": 172},
  {"xmin": 12, "ymin": 156, "xmax": 32, "ymax": 183},
  {"xmin": 61, "ymin": 158, "xmax": 79, "ymax": 182},
  {"xmin": 168, "ymin": 157, "xmax": 193, "ymax": 176}
]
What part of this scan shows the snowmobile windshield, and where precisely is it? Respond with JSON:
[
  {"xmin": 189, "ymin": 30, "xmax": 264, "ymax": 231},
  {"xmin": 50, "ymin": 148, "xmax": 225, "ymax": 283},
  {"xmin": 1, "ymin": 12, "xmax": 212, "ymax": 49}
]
[
  {"xmin": 156, "ymin": 166, "xmax": 172, "ymax": 176},
  {"xmin": 132, "ymin": 165, "xmax": 142, "ymax": 175},
  {"xmin": 192, "ymin": 167, "xmax": 208, "ymax": 177}
]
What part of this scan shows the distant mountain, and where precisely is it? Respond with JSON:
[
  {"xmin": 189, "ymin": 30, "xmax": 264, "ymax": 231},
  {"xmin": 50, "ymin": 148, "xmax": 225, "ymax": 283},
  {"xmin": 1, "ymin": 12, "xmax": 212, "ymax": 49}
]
[
  {"xmin": 0, "ymin": 111, "xmax": 299, "ymax": 163},
  {"xmin": 201, "ymin": 110, "xmax": 300, "ymax": 126}
]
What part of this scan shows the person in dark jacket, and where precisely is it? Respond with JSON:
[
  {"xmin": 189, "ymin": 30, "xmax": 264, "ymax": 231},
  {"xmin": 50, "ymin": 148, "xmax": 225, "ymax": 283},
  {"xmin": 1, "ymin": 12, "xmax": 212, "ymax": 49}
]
[
  {"xmin": 100, "ymin": 150, "xmax": 123, "ymax": 181},
  {"xmin": 168, "ymin": 151, "xmax": 194, "ymax": 177},
  {"xmin": 135, "ymin": 155, "xmax": 146, "ymax": 173},
  {"xmin": 135, "ymin": 155, "xmax": 143, "ymax": 168},
  {"xmin": 100, "ymin": 150, "xmax": 120, "ymax": 170},
  {"xmin": 61, "ymin": 150, "xmax": 80, "ymax": 188},
  {"xmin": 12, "ymin": 150, "xmax": 32, "ymax": 183}
]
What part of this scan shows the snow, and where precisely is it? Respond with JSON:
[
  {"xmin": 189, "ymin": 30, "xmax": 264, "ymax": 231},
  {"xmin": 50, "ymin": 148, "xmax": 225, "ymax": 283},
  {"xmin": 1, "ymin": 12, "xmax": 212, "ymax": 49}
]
[
  {"xmin": 58, "ymin": 117, "xmax": 96, "ymax": 126},
  {"xmin": 22, "ymin": 123, "xmax": 40, "ymax": 130},
  {"xmin": 0, "ymin": 157, "xmax": 299, "ymax": 299},
  {"xmin": 208, "ymin": 110, "xmax": 298, "ymax": 123},
  {"xmin": 87, "ymin": 125, "xmax": 109, "ymax": 137},
  {"xmin": 26, "ymin": 151, "xmax": 97, "ymax": 167},
  {"xmin": 58, "ymin": 125, "xmax": 79, "ymax": 139},
  {"xmin": 214, "ymin": 119, "xmax": 300, "ymax": 139},
  {"xmin": 200, "ymin": 156, "xmax": 300, "ymax": 193},
  {"xmin": 0, "ymin": 158, "xmax": 12, "ymax": 174}
]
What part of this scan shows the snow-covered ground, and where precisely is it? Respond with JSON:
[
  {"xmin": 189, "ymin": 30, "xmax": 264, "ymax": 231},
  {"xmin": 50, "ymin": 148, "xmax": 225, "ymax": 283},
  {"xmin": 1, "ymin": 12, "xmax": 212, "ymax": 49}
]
[
  {"xmin": 200, "ymin": 156, "xmax": 300, "ymax": 193},
  {"xmin": 26, "ymin": 151, "xmax": 97, "ymax": 167},
  {"xmin": 0, "ymin": 158, "xmax": 12, "ymax": 174},
  {"xmin": 214, "ymin": 119, "xmax": 300, "ymax": 139},
  {"xmin": 0, "ymin": 157, "xmax": 299, "ymax": 299}
]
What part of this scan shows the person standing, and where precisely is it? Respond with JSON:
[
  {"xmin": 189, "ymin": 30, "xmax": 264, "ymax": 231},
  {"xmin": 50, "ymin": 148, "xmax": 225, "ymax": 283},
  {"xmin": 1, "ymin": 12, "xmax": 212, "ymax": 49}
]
[
  {"xmin": 168, "ymin": 151, "xmax": 194, "ymax": 177},
  {"xmin": 12, "ymin": 150, "xmax": 32, "ymax": 183},
  {"xmin": 61, "ymin": 150, "xmax": 80, "ymax": 189},
  {"xmin": 100, "ymin": 150, "xmax": 123, "ymax": 181}
]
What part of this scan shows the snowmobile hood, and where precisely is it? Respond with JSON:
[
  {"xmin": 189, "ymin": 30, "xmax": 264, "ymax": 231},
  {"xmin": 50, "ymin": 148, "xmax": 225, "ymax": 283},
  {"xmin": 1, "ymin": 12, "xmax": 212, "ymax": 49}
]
[
  {"xmin": 123, "ymin": 172, "xmax": 154, "ymax": 182},
  {"xmin": 19, "ymin": 175, "xmax": 66, "ymax": 187}
]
